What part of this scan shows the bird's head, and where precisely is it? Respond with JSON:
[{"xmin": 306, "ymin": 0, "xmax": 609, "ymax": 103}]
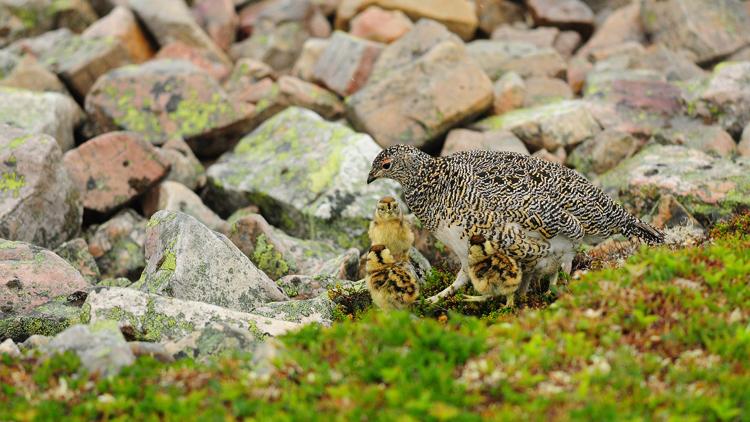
[
  {"xmin": 367, "ymin": 144, "xmax": 429, "ymax": 185},
  {"xmin": 367, "ymin": 244, "xmax": 395, "ymax": 267},
  {"xmin": 468, "ymin": 234, "xmax": 495, "ymax": 260},
  {"xmin": 374, "ymin": 196, "xmax": 402, "ymax": 220}
]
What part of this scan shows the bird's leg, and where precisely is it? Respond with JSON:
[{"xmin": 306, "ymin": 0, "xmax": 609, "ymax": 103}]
[
  {"xmin": 504, "ymin": 294, "xmax": 515, "ymax": 308},
  {"xmin": 462, "ymin": 294, "xmax": 493, "ymax": 302},
  {"xmin": 426, "ymin": 269, "xmax": 468, "ymax": 304},
  {"xmin": 548, "ymin": 271, "xmax": 559, "ymax": 288}
]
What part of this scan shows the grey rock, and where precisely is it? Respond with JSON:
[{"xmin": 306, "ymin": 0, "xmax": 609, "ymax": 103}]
[
  {"xmin": 86, "ymin": 209, "xmax": 147, "ymax": 280},
  {"xmin": 143, "ymin": 181, "xmax": 229, "ymax": 234},
  {"xmin": 54, "ymin": 238, "xmax": 101, "ymax": 284},
  {"xmin": 0, "ymin": 298, "xmax": 85, "ymax": 342},
  {"xmin": 21, "ymin": 335, "xmax": 50, "ymax": 350},
  {"xmin": 162, "ymin": 321, "xmax": 259, "ymax": 360},
  {"xmin": 467, "ymin": 40, "xmax": 567, "ymax": 80},
  {"xmin": 133, "ymin": 210, "xmax": 287, "ymax": 312},
  {"xmin": 250, "ymin": 295, "xmax": 336, "ymax": 326},
  {"xmin": 0, "ymin": 338, "xmax": 20, "ymax": 357},
  {"xmin": 156, "ymin": 137, "xmax": 207, "ymax": 190},
  {"xmin": 692, "ymin": 61, "xmax": 750, "ymax": 137},
  {"xmin": 276, "ymin": 274, "xmax": 342, "ymax": 299},
  {"xmin": 312, "ymin": 31, "xmax": 383, "ymax": 96},
  {"xmin": 441, "ymin": 129, "xmax": 529, "ymax": 156},
  {"xmin": 567, "ymin": 129, "xmax": 641, "ymax": 176},
  {"xmin": 43, "ymin": 322, "xmax": 135, "ymax": 376},
  {"xmin": 0, "ymin": 127, "xmax": 83, "ymax": 248}
]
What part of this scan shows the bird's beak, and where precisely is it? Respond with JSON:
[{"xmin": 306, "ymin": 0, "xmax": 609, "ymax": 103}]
[{"xmin": 366, "ymin": 170, "xmax": 378, "ymax": 184}]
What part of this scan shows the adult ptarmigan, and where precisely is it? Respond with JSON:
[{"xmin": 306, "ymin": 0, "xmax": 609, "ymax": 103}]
[{"xmin": 366, "ymin": 145, "xmax": 664, "ymax": 303}]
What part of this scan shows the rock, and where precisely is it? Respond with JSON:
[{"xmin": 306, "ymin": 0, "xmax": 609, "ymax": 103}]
[
  {"xmin": 133, "ymin": 210, "xmax": 287, "ymax": 311},
  {"xmin": 0, "ymin": 0, "xmax": 97, "ymax": 45},
  {"xmin": 36, "ymin": 33, "xmax": 132, "ymax": 100},
  {"xmin": 492, "ymin": 71, "xmax": 525, "ymax": 114},
  {"xmin": 313, "ymin": 31, "xmax": 384, "ymax": 96},
  {"xmin": 441, "ymin": 129, "xmax": 528, "ymax": 156},
  {"xmin": 82, "ymin": 5, "xmax": 155, "ymax": 63},
  {"xmin": 567, "ymin": 129, "xmax": 640, "ymax": 175},
  {"xmin": 336, "ymin": 0, "xmax": 478, "ymax": 40},
  {"xmin": 348, "ymin": 41, "xmax": 492, "ymax": 149},
  {"xmin": 0, "ymin": 55, "xmax": 67, "ymax": 94},
  {"xmin": 491, "ymin": 25, "xmax": 559, "ymax": 48},
  {"xmin": 627, "ymin": 45, "xmax": 706, "ymax": 83},
  {"xmin": 0, "ymin": 299, "xmax": 84, "ymax": 342},
  {"xmin": 43, "ymin": 322, "xmax": 135, "ymax": 376},
  {"xmin": 0, "ymin": 240, "xmax": 89, "ymax": 316},
  {"xmin": 84, "ymin": 286, "xmax": 301, "ymax": 342},
  {"xmin": 86, "ymin": 209, "xmax": 147, "ymax": 280},
  {"xmin": 251, "ymin": 0, "xmax": 331, "ymax": 39},
  {"xmin": 230, "ymin": 22, "xmax": 309, "ymax": 72},
  {"xmin": 276, "ymin": 274, "xmax": 342, "ymax": 299},
  {"xmin": 651, "ymin": 194, "xmax": 704, "ymax": 231},
  {"xmin": 349, "ymin": 6, "xmax": 413, "ymax": 43},
  {"xmin": 85, "ymin": 59, "xmax": 254, "ymax": 157},
  {"xmin": 740, "ymin": 123, "xmax": 750, "ymax": 157},
  {"xmin": 0, "ymin": 127, "xmax": 82, "ymax": 248},
  {"xmin": 20, "ymin": 335, "xmax": 50, "ymax": 350},
  {"xmin": 467, "ymin": 40, "xmax": 567, "ymax": 80},
  {"xmin": 554, "ymin": 30, "xmax": 582, "ymax": 58},
  {"xmin": 156, "ymin": 41, "xmax": 232, "ymax": 81},
  {"xmin": 225, "ymin": 58, "xmax": 276, "ymax": 87},
  {"xmin": 641, "ymin": 0, "xmax": 750, "ymax": 65},
  {"xmin": 250, "ymin": 295, "xmax": 335, "ymax": 326},
  {"xmin": 155, "ymin": 137, "xmax": 207, "ymax": 190},
  {"xmin": 0, "ymin": 87, "xmax": 83, "ymax": 151},
  {"xmin": 691, "ymin": 62, "xmax": 750, "ymax": 137},
  {"xmin": 97, "ymin": 277, "xmax": 132, "ymax": 288},
  {"xmin": 576, "ymin": 2, "xmax": 643, "ymax": 60},
  {"xmin": 6, "ymin": 27, "xmax": 74, "ymax": 56},
  {"xmin": 162, "ymin": 321, "xmax": 258, "ymax": 360},
  {"xmin": 567, "ymin": 56, "xmax": 592, "ymax": 94},
  {"xmin": 0, "ymin": 51, "xmax": 19, "ymax": 76},
  {"xmin": 128, "ymin": 0, "xmax": 231, "ymax": 66},
  {"xmin": 532, "ymin": 147, "xmax": 566, "ymax": 165},
  {"xmin": 54, "ymin": 238, "xmax": 101, "ymax": 284},
  {"xmin": 128, "ymin": 341, "xmax": 174, "ymax": 362},
  {"xmin": 526, "ymin": 0, "xmax": 594, "ymax": 36},
  {"xmin": 599, "ymin": 145, "xmax": 750, "ymax": 222},
  {"xmin": 236, "ymin": 0, "xmax": 275, "ymax": 37},
  {"xmin": 475, "ymin": 0, "xmax": 525, "ymax": 34},
  {"xmin": 63, "ymin": 131, "xmax": 169, "ymax": 215},
  {"xmin": 473, "ymin": 100, "xmax": 601, "ymax": 152},
  {"xmin": 523, "ymin": 76, "xmax": 573, "ymax": 107},
  {"xmin": 653, "ymin": 120, "xmax": 736, "ymax": 158},
  {"xmin": 0, "ymin": 338, "xmax": 20, "ymax": 357},
  {"xmin": 192, "ymin": 0, "xmax": 238, "ymax": 51},
  {"xmin": 367, "ymin": 19, "xmax": 463, "ymax": 85},
  {"xmin": 143, "ymin": 181, "xmax": 229, "ymax": 233},
  {"xmin": 278, "ymin": 75, "xmax": 345, "ymax": 119},
  {"xmin": 206, "ymin": 107, "xmax": 399, "ymax": 249},
  {"xmin": 291, "ymin": 38, "xmax": 329, "ymax": 81}
]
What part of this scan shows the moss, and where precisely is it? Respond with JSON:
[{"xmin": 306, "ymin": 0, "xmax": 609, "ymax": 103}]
[
  {"xmin": 0, "ymin": 171, "xmax": 25, "ymax": 197},
  {"xmin": 251, "ymin": 234, "xmax": 290, "ymax": 280}
]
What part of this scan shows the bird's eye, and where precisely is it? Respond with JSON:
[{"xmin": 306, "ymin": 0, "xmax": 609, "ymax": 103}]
[{"xmin": 382, "ymin": 161, "xmax": 392, "ymax": 170}]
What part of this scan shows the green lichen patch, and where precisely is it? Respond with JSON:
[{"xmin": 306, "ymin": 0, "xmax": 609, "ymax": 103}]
[
  {"xmin": 251, "ymin": 234, "xmax": 290, "ymax": 280},
  {"xmin": 0, "ymin": 171, "xmax": 25, "ymax": 197}
]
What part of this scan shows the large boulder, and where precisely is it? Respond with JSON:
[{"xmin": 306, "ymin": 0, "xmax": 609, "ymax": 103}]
[
  {"xmin": 0, "ymin": 240, "xmax": 89, "ymax": 317},
  {"xmin": 85, "ymin": 59, "xmax": 254, "ymax": 157},
  {"xmin": 0, "ymin": 127, "xmax": 82, "ymax": 248},
  {"xmin": 84, "ymin": 287, "xmax": 301, "ymax": 342},
  {"xmin": 641, "ymin": 0, "xmax": 750, "ymax": 65},
  {"xmin": 133, "ymin": 210, "xmax": 288, "ymax": 312},
  {"xmin": 347, "ymin": 41, "xmax": 493, "ymax": 149},
  {"xmin": 0, "ymin": 87, "xmax": 82, "ymax": 151},
  {"xmin": 63, "ymin": 131, "xmax": 169, "ymax": 216},
  {"xmin": 599, "ymin": 145, "xmax": 750, "ymax": 222},
  {"xmin": 206, "ymin": 107, "xmax": 399, "ymax": 250}
]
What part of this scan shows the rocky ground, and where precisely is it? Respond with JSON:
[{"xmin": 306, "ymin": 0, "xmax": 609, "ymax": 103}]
[{"xmin": 1, "ymin": 0, "xmax": 749, "ymax": 419}]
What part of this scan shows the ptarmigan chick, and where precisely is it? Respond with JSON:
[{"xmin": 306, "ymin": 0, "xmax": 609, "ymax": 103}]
[
  {"xmin": 365, "ymin": 244, "xmax": 419, "ymax": 310},
  {"xmin": 465, "ymin": 234, "xmax": 522, "ymax": 308},
  {"xmin": 368, "ymin": 196, "xmax": 414, "ymax": 260}
]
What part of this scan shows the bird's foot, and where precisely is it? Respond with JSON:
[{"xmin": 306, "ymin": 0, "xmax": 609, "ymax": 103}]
[
  {"xmin": 504, "ymin": 295, "xmax": 515, "ymax": 309},
  {"xmin": 547, "ymin": 272, "xmax": 559, "ymax": 290},
  {"xmin": 425, "ymin": 270, "xmax": 468, "ymax": 304},
  {"xmin": 461, "ymin": 294, "xmax": 493, "ymax": 302}
]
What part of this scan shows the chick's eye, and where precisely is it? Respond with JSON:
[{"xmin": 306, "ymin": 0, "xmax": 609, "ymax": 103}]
[{"xmin": 382, "ymin": 162, "xmax": 391, "ymax": 170}]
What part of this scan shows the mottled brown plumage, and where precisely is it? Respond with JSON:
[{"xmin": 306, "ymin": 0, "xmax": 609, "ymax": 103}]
[
  {"xmin": 368, "ymin": 196, "xmax": 414, "ymax": 260},
  {"xmin": 365, "ymin": 245, "xmax": 419, "ymax": 310},
  {"xmin": 466, "ymin": 234, "xmax": 522, "ymax": 307}
]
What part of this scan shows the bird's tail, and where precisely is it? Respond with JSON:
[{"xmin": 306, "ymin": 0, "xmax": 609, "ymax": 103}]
[{"xmin": 622, "ymin": 216, "xmax": 665, "ymax": 245}]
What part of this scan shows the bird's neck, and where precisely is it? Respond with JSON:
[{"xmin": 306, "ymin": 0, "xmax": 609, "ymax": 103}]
[{"xmin": 398, "ymin": 155, "xmax": 440, "ymax": 229}]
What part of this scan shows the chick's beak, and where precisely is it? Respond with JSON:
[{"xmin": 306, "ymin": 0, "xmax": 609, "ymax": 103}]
[{"xmin": 366, "ymin": 169, "xmax": 378, "ymax": 184}]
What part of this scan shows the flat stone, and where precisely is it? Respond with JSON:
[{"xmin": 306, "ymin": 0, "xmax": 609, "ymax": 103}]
[
  {"xmin": 43, "ymin": 322, "xmax": 135, "ymax": 376},
  {"xmin": 313, "ymin": 31, "xmax": 384, "ymax": 96},
  {"xmin": 84, "ymin": 286, "xmax": 301, "ymax": 342},
  {"xmin": 653, "ymin": 120, "xmax": 736, "ymax": 158},
  {"xmin": 526, "ymin": 0, "xmax": 594, "ymax": 36},
  {"xmin": 441, "ymin": 129, "xmax": 528, "ymax": 156},
  {"xmin": 491, "ymin": 25, "xmax": 559, "ymax": 48},
  {"xmin": 0, "ymin": 55, "xmax": 67, "ymax": 94},
  {"xmin": 156, "ymin": 41, "xmax": 232, "ymax": 81},
  {"xmin": 128, "ymin": 0, "xmax": 231, "ymax": 66},
  {"xmin": 0, "ymin": 87, "xmax": 82, "ymax": 151},
  {"xmin": 576, "ymin": 2, "xmax": 643, "ymax": 59},
  {"xmin": 85, "ymin": 59, "xmax": 254, "ymax": 157},
  {"xmin": 641, "ymin": 0, "xmax": 750, "ymax": 64},
  {"xmin": 278, "ymin": 75, "xmax": 345, "ymax": 120},
  {"xmin": 599, "ymin": 144, "xmax": 750, "ymax": 222},
  {"xmin": 156, "ymin": 136, "xmax": 206, "ymax": 190},
  {"xmin": 133, "ymin": 210, "xmax": 288, "ymax": 312},
  {"xmin": 82, "ymin": 5, "xmax": 155, "ymax": 63},
  {"xmin": 230, "ymin": 21, "xmax": 310, "ymax": 72},
  {"xmin": 206, "ymin": 107, "xmax": 400, "ymax": 250},
  {"xmin": 567, "ymin": 129, "xmax": 641, "ymax": 176},
  {"xmin": 336, "ymin": 0, "xmax": 478, "ymax": 40},
  {"xmin": 143, "ymin": 181, "xmax": 229, "ymax": 233},
  {"xmin": 0, "ymin": 240, "xmax": 89, "ymax": 316},
  {"xmin": 347, "ymin": 41, "xmax": 493, "ymax": 149},
  {"xmin": 86, "ymin": 209, "xmax": 147, "ymax": 280},
  {"xmin": 0, "ymin": 127, "xmax": 82, "ymax": 248},
  {"xmin": 291, "ymin": 38, "xmax": 329, "ymax": 82},
  {"xmin": 54, "ymin": 238, "xmax": 101, "ymax": 284},
  {"xmin": 492, "ymin": 71, "xmax": 525, "ymax": 115},
  {"xmin": 473, "ymin": 100, "xmax": 601, "ymax": 152},
  {"xmin": 467, "ymin": 40, "xmax": 567, "ymax": 80},
  {"xmin": 64, "ymin": 131, "xmax": 168, "ymax": 215},
  {"xmin": 523, "ymin": 76, "xmax": 574, "ymax": 107},
  {"xmin": 349, "ymin": 5, "xmax": 413, "ymax": 43},
  {"xmin": 191, "ymin": 0, "xmax": 238, "ymax": 52}
]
